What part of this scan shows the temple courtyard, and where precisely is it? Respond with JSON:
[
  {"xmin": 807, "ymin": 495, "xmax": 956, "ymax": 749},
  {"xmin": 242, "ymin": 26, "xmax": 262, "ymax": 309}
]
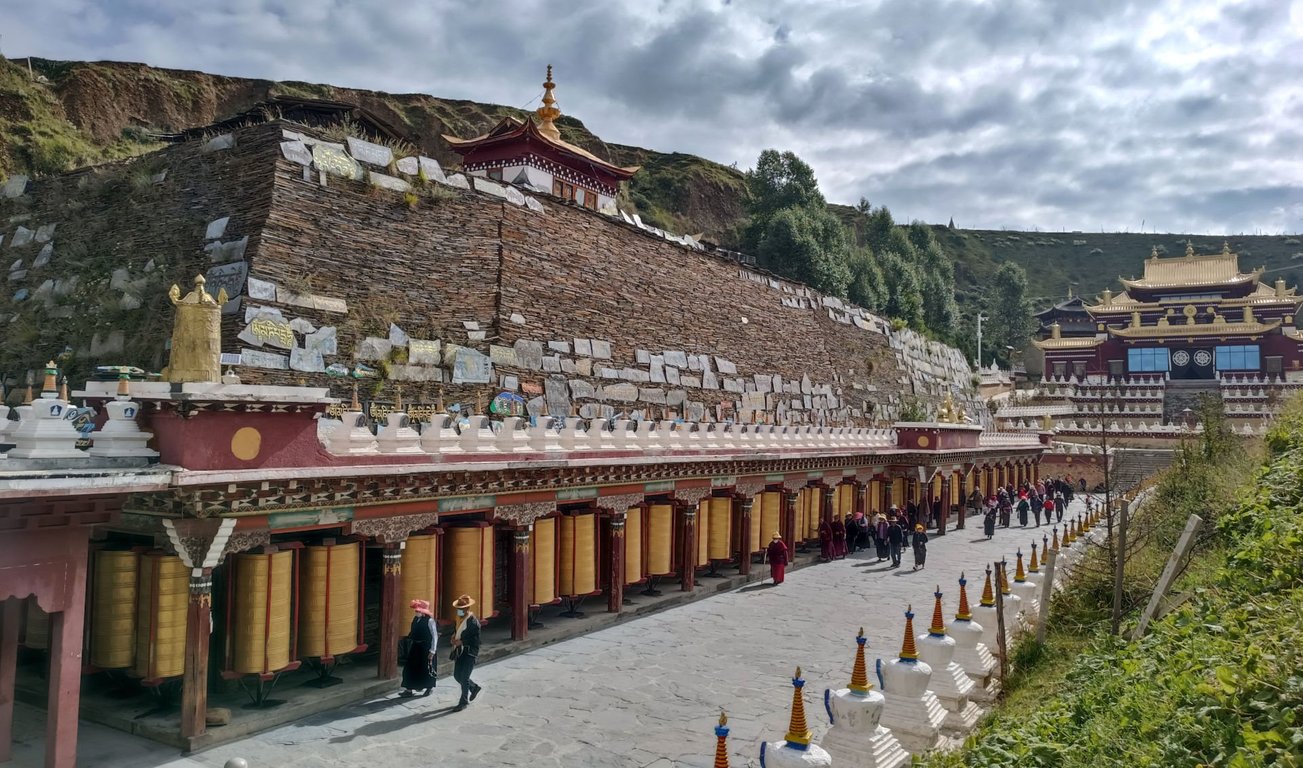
[{"xmin": 10, "ymin": 500, "xmax": 1088, "ymax": 768}]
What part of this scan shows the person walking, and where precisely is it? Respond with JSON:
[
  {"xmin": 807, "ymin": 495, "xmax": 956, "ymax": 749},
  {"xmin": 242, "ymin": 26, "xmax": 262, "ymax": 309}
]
[
  {"xmin": 831, "ymin": 515, "xmax": 847, "ymax": 559},
  {"xmin": 887, "ymin": 516, "xmax": 904, "ymax": 568},
  {"xmin": 398, "ymin": 599, "xmax": 437, "ymax": 698},
  {"xmin": 983, "ymin": 507, "xmax": 997, "ymax": 539},
  {"xmin": 912, "ymin": 524, "xmax": 928, "ymax": 570},
  {"xmin": 818, "ymin": 519, "xmax": 835, "ymax": 562},
  {"xmin": 1054, "ymin": 490, "xmax": 1066, "ymax": 522},
  {"xmin": 450, "ymin": 594, "xmax": 482, "ymax": 711},
  {"xmin": 844, "ymin": 513, "xmax": 858, "ymax": 556},
  {"xmin": 874, "ymin": 514, "xmax": 889, "ymax": 561},
  {"xmin": 1016, "ymin": 495, "xmax": 1030, "ymax": 527},
  {"xmin": 1044, "ymin": 495, "xmax": 1056, "ymax": 526},
  {"xmin": 766, "ymin": 532, "xmax": 789, "ymax": 584}
]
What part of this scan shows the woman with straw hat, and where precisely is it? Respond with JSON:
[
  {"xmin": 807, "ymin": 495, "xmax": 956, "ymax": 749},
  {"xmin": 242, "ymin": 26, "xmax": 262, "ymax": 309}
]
[
  {"xmin": 450, "ymin": 594, "xmax": 482, "ymax": 711},
  {"xmin": 398, "ymin": 599, "xmax": 436, "ymax": 698}
]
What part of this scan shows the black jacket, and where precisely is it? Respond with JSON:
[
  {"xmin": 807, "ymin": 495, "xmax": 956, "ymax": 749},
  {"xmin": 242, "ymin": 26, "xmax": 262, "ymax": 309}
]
[
  {"xmin": 887, "ymin": 523, "xmax": 903, "ymax": 545},
  {"xmin": 455, "ymin": 614, "xmax": 481, "ymax": 659}
]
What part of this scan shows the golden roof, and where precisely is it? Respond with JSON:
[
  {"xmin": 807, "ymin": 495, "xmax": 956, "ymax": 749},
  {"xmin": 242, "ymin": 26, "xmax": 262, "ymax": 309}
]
[
  {"xmin": 1032, "ymin": 335, "xmax": 1104, "ymax": 351},
  {"xmin": 1120, "ymin": 242, "xmax": 1261, "ymax": 290},
  {"xmin": 1108, "ymin": 318, "xmax": 1281, "ymax": 339}
]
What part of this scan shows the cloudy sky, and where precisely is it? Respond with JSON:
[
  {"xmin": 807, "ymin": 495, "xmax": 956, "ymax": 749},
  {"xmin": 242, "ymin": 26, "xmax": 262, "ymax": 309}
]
[{"xmin": 2, "ymin": 0, "xmax": 1301, "ymax": 233}]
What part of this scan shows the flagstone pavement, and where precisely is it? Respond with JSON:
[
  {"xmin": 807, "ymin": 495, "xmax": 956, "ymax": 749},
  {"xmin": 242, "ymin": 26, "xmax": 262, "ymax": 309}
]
[{"xmin": 13, "ymin": 499, "xmax": 1090, "ymax": 768}]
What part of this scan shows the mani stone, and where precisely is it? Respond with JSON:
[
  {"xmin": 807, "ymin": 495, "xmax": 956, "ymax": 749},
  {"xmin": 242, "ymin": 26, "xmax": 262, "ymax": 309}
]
[
  {"xmin": 503, "ymin": 186, "xmax": 527, "ymax": 206},
  {"xmin": 702, "ymin": 371, "xmax": 719, "ymax": 390},
  {"xmin": 11, "ymin": 227, "xmax": 33, "ymax": 247},
  {"xmin": 408, "ymin": 339, "xmax": 440, "ymax": 365},
  {"xmin": 666, "ymin": 366, "xmax": 680, "ymax": 385},
  {"xmin": 513, "ymin": 339, "xmax": 544, "ymax": 370},
  {"xmin": 388, "ymin": 323, "xmax": 408, "ymax": 347},
  {"xmin": 205, "ymin": 236, "xmax": 249, "ymax": 262},
  {"xmin": 681, "ymin": 375, "xmax": 701, "ymax": 389},
  {"xmin": 467, "ymin": 330, "xmax": 487, "ymax": 341},
  {"xmin": 663, "ymin": 350, "xmax": 688, "ymax": 368},
  {"xmin": 542, "ymin": 355, "xmax": 562, "ymax": 373},
  {"xmin": 33, "ymin": 244, "xmax": 52, "ymax": 268},
  {"xmin": 524, "ymin": 196, "xmax": 545, "ymax": 213},
  {"xmin": 201, "ymin": 133, "xmax": 235, "ymax": 153},
  {"xmin": 599, "ymin": 367, "xmax": 620, "ymax": 379},
  {"xmin": 395, "ymin": 156, "xmax": 418, "ymax": 175},
  {"xmin": 489, "ymin": 344, "xmax": 519, "ymax": 367},
  {"xmin": 574, "ymin": 358, "xmax": 593, "ymax": 376},
  {"xmin": 715, "ymin": 357, "xmax": 737, "ymax": 375},
  {"xmin": 369, "ymin": 171, "xmax": 411, "ymax": 193},
  {"xmin": 246, "ymin": 276, "xmax": 277, "ymax": 301},
  {"xmin": 544, "ymin": 376, "xmax": 570, "ymax": 414},
  {"xmin": 2, "ymin": 175, "xmax": 28, "ymax": 198},
  {"xmin": 639, "ymin": 388, "xmax": 667, "ymax": 405},
  {"xmin": 602, "ymin": 383, "xmax": 638, "ymax": 403},
  {"xmin": 667, "ymin": 389, "xmax": 687, "ymax": 406},
  {"xmin": 451, "ymin": 347, "xmax": 493, "ymax": 384},
  {"xmin": 346, "ymin": 137, "xmax": 393, "ymax": 167},
  {"xmin": 549, "ymin": 340, "xmax": 571, "ymax": 354},
  {"xmin": 501, "ymin": 375, "xmax": 519, "ymax": 392},
  {"xmin": 636, "ymin": 349, "xmax": 651, "ymax": 364},
  {"xmin": 305, "ymin": 326, "xmax": 338, "ymax": 356},
  {"xmin": 526, "ymin": 396, "xmax": 546, "ymax": 418},
  {"xmin": 312, "ymin": 143, "xmax": 364, "ymax": 180},
  {"xmin": 34, "ymin": 224, "xmax": 56, "ymax": 243},
  {"xmin": 591, "ymin": 339, "xmax": 612, "ymax": 359},
  {"xmin": 290, "ymin": 347, "xmax": 326, "ymax": 373},
  {"xmin": 280, "ymin": 140, "xmax": 314, "ymax": 166},
  {"xmin": 355, "ymin": 336, "xmax": 393, "ymax": 361},
  {"xmin": 240, "ymin": 348, "xmax": 288, "ymax": 369},
  {"xmin": 443, "ymin": 173, "xmax": 470, "ymax": 190},
  {"xmin": 509, "ymin": 312, "xmax": 526, "ymax": 325},
  {"xmin": 473, "ymin": 178, "xmax": 509, "ymax": 199},
  {"xmin": 418, "ymin": 156, "xmax": 446, "ymax": 183},
  {"xmin": 574, "ymin": 338, "xmax": 593, "ymax": 357},
  {"xmin": 569, "ymin": 379, "xmax": 596, "ymax": 399}
]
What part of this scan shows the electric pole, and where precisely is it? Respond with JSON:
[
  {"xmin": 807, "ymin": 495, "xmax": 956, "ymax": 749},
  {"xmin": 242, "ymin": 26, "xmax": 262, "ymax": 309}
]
[{"xmin": 976, "ymin": 313, "xmax": 987, "ymax": 369}]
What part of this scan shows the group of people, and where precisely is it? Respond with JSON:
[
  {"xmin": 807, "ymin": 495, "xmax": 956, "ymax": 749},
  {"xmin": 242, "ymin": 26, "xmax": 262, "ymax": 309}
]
[
  {"xmin": 398, "ymin": 593, "xmax": 484, "ymax": 711},
  {"xmin": 981, "ymin": 476, "xmax": 1080, "ymax": 539}
]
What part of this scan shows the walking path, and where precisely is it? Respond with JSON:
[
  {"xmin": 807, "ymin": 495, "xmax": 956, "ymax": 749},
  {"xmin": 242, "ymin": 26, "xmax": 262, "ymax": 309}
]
[{"xmin": 14, "ymin": 500, "xmax": 1090, "ymax": 768}]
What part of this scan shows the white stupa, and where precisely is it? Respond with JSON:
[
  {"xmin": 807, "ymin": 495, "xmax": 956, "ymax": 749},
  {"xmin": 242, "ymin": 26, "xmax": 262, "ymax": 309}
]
[
  {"xmin": 8, "ymin": 362, "xmax": 85, "ymax": 460},
  {"xmin": 821, "ymin": 628, "xmax": 909, "ymax": 768},
  {"xmin": 915, "ymin": 588, "xmax": 983, "ymax": 734},
  {"xmin": 949, "ymin": 573, "xmax": 999, "ymax": 703},
  {"xmin": 760, "ymin": 667, "xmax": 832, "ymax": 767},
  {"xmin": 88, "ymin": 375, "xmax": 158, "ymax": 458},
  {"xmin": 878, "ymin": 606, "xmax": 946, "ymax": 755}
]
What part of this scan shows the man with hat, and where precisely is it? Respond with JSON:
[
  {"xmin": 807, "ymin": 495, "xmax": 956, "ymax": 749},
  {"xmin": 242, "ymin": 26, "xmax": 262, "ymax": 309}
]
[
  {"xmin": 765, "ymin": 532, "xmax": 789, "ymax": 585},
  {"xmin": 450, "ymin": 594, "xmax": 482, "ymax": 711}
]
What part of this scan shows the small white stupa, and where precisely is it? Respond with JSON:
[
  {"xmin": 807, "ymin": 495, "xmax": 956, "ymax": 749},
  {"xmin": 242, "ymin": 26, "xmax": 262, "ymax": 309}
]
[
  {"xmin": 949, "ymin": 573, "xmax": 999, "ymax": 703},
  {"xmin": 375, "ymin": 388, "xmax": 423, "ymax": 454},
  {"xmin": 1011, "ymin": 550, "xmax": 1040, "ymax": 621},
  {"xmin": 760, "ymin": 667, "xmax": 832, "ymax": 767},
  {"xmin": 88, "ymin": 374, "xmax": 158, "ymax": 458},
  {"xmin": 970, "ymin": 567, "xmax": 1003, "ymax": 672},
  {"xmin": 821, "ymin": 628, "xmax": 909, "ymax": 768},
  {"xmin": 327, "ymin": 384, "xmax": 379, "ymax": 455},
  {"xmin": 998, "ymin": 560, "xmax": 1024, "ymax": 635},
  {"xmin": 8, "ymin": 362, "xmax": 85, "ymax": 460},
  {"xmin": 916, "ymin": 588, "xmax": 983, "ymax": 734},
  {"xmin": 878, "ymin": 606, "xmax": 946, "ymax": 755}
]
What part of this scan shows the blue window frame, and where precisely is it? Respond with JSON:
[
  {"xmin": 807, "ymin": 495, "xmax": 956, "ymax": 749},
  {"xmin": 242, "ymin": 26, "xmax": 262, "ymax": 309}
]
[
  {"xmin": 1127, "ymin": 347, "xmax": 1169, "ymax": 372},
  {"xmin": 1215, "ymin": 345, "xmax": 1260, "ymax": 371}
]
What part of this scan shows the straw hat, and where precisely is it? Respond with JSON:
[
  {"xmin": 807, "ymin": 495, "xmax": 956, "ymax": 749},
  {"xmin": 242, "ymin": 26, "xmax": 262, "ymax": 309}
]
[
  {"xmin": 915, "ymin": 524, "xmax": 924, "ymax": 532},
  {"xmin": 409, "ymin": 599, "xmax": 432, "ymax": 616},
  {"xmin": 771, "ymin": 532, "xmax": 782, "ymax": 540},
  {"xmin": 452, "ymin": 594, "xmax": 476, "ymax": 610}
]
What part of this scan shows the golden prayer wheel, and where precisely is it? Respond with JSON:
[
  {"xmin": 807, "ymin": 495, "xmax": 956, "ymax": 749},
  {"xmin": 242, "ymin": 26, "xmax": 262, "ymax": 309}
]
[
  {"xmin": 23, "ymin": 600, "xmax": 49, "ymax": 650},
  {"xmin": 229, "ymin": 550, "xmax": 294, "ymax": 676},
  {"xmin": 645, "ymin": 503, "xmax": 676, "ymax": 576},
  {"xmin": 695, "ymin": 499, "xmax": 710, "ymax": 567},
  {"xmin": 558, "ymin": 512, "xmax": 599, "ymax": 597},
  {"xmin": 530, "ymin": 516, "xmax": 560, "ymax": 606},
  {"xmin": 805, "ymin": 488, "xmax": 821, "ymax": 539},
  {"xmin": 706, "ymin": 496, "xmax": 733, "ymax": 561},
  {"xmin": 835, "ymin": 483, "xmax": 854, "ymax": 518},
  {"xmin": 299, "ymin": 542, "xmax": 362, "ymax": 660},
  {"xmin": 746, "ymin": 495, "xmax": 763, "ymax": 554},
  {"xmin": 133, "ymin": 553, "xmax": 188, "ymax": 681},
  {"xmin": 892, "ymin": 481, "xmax": 905, "ymax": 509},
  {"xmin": 793, "ymin": 489, "xmax": 807, "ymax": 542},
  {"xmin": 90, "ymin": 550, "xmax": 140, "ymax": 670},
  {"xmin": 759, "ymin": 492, "xmax": 781, "ymax": 547},
  {"xmin": 623, "ymin": 507, "xmax": 646, "ymax": 586},
  {"xmin": 442, "ymin": 524, "xmax": 495, "ymax": 622},
  {"xmin": 400, "ymin": 533, "xmax": 439, "ymax": 619}
]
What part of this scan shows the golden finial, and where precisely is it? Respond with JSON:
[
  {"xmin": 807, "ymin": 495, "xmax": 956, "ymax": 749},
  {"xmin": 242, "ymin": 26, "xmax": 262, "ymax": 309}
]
[
  {"xmin": 41, "ymin": 361, "xmax": 57, "ymax": 394},
  {"xmin": 436, "ymin": 386, "xmax": 445, "ymax": 413},
  {"xmin": 1051, "ymin": 527, "xmax": 1060, "ymax": 552},
  {"xmin": 164, "ymin": 275, "xmax": 223, "ymax": 383},
  {"xmin": 1015, "ymin": 550, "xmax": 1027, "ymax": 582},
  {"xmin": 900, "ymin": 606, "xmax": 919, "ymax": 660},
  {"xmin": 784, "ymin": 667, "xmax": 812, "ymax": 746},
  {"xmin": 980, "ymin": 567, "xmax": 995, "ymax": 607},
  {"xmin": 956, "ymin": 573, "xmax": 973, "ymax": 621},
  {"xmin": 719, "ymin": 709, "xmax": 728, "ymax": 728},
  {"xmin": 116, "ymin": 372, "xmax": 131, "ymax": 400},
  {"xmin": 999, "ymin": 562, "xmax": 1011, "ymax": 595},
  {"xmin": 395, "ymin": 385, "xmax": 403, "ymax": 411},
  {"xmin": 1185, "ymin": 240, "xmax": 1195, "ymax": 258},
  {"xmin": 714, "ymin": 709, "xmax": 730, "ymax": 768},
  {"xmin": 929, "ymin": 587, "xmax": 947, "ymax": 636},
  {"xmin": 351, "ymin": 382, "xmax": 360, "ymax": 411},
  {"xmin": 1029, "ymin": 542, "xmax": 1039, "ymax": 572},
  {"xmin": 535, "ymin": 64, "xmax": 562, "ymax": 141},
  {"xmin": 476, "ymin": 391, "xmax": 486, "ymax": 416},
  {"xmin": 849, "ymin": 627, "xmax": 871, "ymax": 694}
]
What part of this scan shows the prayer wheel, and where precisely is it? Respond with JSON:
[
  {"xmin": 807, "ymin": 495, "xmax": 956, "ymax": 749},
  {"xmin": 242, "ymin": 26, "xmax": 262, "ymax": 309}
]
[
  {"xmin": 892, "ymin": 481, "xmax": 905, "ymax": 509},
  {"xmin": 230, "ymin": 550, "xmax": 294, "ymax": 676},
  {"xmin": 835, "ymin": 483, "xmax": 854, "ymax": 518},
  {"xmin": 400, "ymin": 533, "xmax": 439, "ymax": 618},
  {"xmin": 759, "ymin": 492, "xmax": 781, "ymax": 546},
  {"xmin": 645, "ymin": 503, "xmax": 675, "ymax": 576},
  {"xmin": 133, "ymin": 553, "xmax": 188, "ymax": 680},
  {"xmin": 793, "ymin": 489, "xmax": 807, "ymax": 542},
  {"xmin": 805, "ymin": 488, "xmax": 821, "ymax": 539},
  {"xmin": 23, "ymin": 601, "xmax": 48, "ymax": 650},
  {"xmin": 623, "ymin": 507, "xmax": 646, "ymax": 586},
  {"xmin": 706, "ymin": 496, "xmax": 733, "ymax": 561},
  {"xmin": 558, "ymin": 512, "xmax": 599, "ymax": 597},
  {"xmin": 695, "ymin": 499, "xmax": 710, "ymax": 567},
  {"xmin": 299, "ymin": 542, "xmax": 362, "ymax": 660},
  {"xmin": 442, "ymin": 524, "xmax": 494, "ymax": 622},
  {"xmin": 747, "ymin": 495, "xmax": 763, "ymax": 554},
  {"xmin": 530, "ymin": 516, "xmax": 559, "ymax": 605},
  {"xmin": 90, "ymin": 550, "xmax": 139, "ymax": 670}
]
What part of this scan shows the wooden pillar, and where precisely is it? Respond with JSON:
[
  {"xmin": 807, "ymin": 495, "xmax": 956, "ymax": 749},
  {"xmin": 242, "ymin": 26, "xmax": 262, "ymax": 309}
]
[
  {"xmin": 821, "ymin": 485, "xmax": 835, "ymax": 527},
  {"xmin": 378, "ymin": 543, "xmax": 403, "ymax": 679},
  {"xmin": 985, "ymin": 466, "xmax": 994, "ymax": 495},
  {"xmin": 737, "ymin": 497, "xmax": 753, "ymax": 577},
  {"xmin": 880, "ymin": 478, "xmax": 892, "ymax": 512},
  {"xmin": 781, "ymin": 490, "xmax": 798, "ymax": 555},
  {"xmin": 1033, "ymin": 460, "xmax": 1041, "ymax": 485},
  {"xmin": 511, "ymin": 527, "xmax": 530, "ymax": 639},
  {"xmin": 956, "ymin": 471, "xmax": 967, "ymax": 530},
  {"xmin": 607, "ymin": 513, "xmax": 625, "ymax": 613},
  {"xmin": 938, "ymin": 475, "xmax": 951, "ymax": 535},
  {"xmin": 678, "ymin": 502, "xmax": 697, "ymax": 592},
  {"xmin": 179, "ymin": 569, "xmax": 212, "ymax": 742},
  {"xmin": 853, "ymin": 481, "xmax": 867, "ymax": 517},
  {"xmin": 0, "ymin": 599, "xmax": 19, "ymax": 763}
]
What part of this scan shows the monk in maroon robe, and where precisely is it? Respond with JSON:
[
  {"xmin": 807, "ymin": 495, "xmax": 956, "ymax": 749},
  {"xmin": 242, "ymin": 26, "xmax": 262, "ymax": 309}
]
[
  {"xmin": 766, "ymin": 533, "xmax": 788, "ymax": 584},
  {"xmin": 818, "ymin": 520, "xmax": 834, "ymax": 562},
  {"xmin": 830, "ymin": 517, "xmax": 847, "ymax": 559}
]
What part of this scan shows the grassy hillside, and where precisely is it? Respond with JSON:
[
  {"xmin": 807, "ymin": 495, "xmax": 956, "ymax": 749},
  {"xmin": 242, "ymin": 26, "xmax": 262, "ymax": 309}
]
[{"xmin": 3, "ymin": 56, "xmax": 1298, "ymax": 313}]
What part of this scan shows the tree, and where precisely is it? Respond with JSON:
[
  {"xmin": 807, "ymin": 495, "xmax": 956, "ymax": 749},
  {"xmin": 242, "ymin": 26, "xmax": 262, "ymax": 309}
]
[
  {"xmin": 846, "ymin": 246, "xmax": 885, "ymax": 311},
  {"xmin": 756, "ymin": 207, "xmax": 851, "ymax": 297},
  {"xmin": 982, "ymin": 262, "xmax": 1037, "ymax": 366},
  {"xmin": 878, "ymin": 250, "xmax": 925, "ymax": 329},
  {"xmin": 743, "ymin": 149, "xmax": 826, "ymax": 250}
]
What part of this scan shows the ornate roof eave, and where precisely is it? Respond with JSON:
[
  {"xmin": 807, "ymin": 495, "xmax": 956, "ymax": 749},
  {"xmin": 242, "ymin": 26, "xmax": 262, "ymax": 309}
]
[
  {"xmin": 1119, "ymin": 269, "xmax": 1263, "ymax": 292},
  {"xmin": 442, "ymin": 117, "xmax": 640, "ymax": 179},
  {"xmin": 1032, "ymin": 336, "xmax": 1105, "ymax": 351},
  {"xmin": 1107, "ymin": 319, "xmax": 1282, "ymax": 339},
  {"xmin": 1085, "ymin": 301, "xmax": 1161, "ymax": 313}
]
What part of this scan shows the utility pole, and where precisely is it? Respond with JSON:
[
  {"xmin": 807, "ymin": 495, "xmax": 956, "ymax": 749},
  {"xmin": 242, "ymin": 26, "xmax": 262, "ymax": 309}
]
[
  {"xmin": 1110, "ymin": 499, "xmax": 1130, "ymax": 636},
  {"xmin": 976, "ymin": 313, "xmax": 988, "ymax": 369}
]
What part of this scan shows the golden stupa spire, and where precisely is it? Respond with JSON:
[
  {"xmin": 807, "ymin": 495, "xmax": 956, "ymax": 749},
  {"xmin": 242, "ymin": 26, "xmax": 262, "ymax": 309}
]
[
  {"xmin": 929, "ymin": 588, "xmax": 947, "ymax": 636},
  {"xmin": 713, "ymin": 709, "xmax": 730, "ymax": 768},
  {"xmin": 999, "ymin": 561, "xmax": 1012, "ymax": 595},
  {"xmin": 1015, "ymin": 550, "xmax": 1027, "ymax": 583},
  {"xmin": 849, "ymin": 628, "xmax": 872, "ymax": 694},
  {"xmin": 58, "ymin": 376, "xmax": 68, "ymax": 401},
  {"xmin": 535, "ymin": 64, "xmax": 562, "ymax": 141},
  {"xmin": 1029, "ymin": 542, "xmax": 1040, "ymax": 573},
  {"xmin": 899, "ymin": 606, "xmax": 919, "ymax": 661},
  {"xmin": 956, "ymin": 573, "xmax": 973, "ymax": 620},
  {"xmin": 350, "ymin": 381, "xmax": 360, "ymax": 411},
  {"xmin": 979, "ymin": 567, "xmax": 996, "ymax": 607},
  {"xmin": 1051, "ymin": 527, "xmax": 1061, "ymax": 552},
  {"xmin": 41, "ymin": 360, "xmax": 57, "ymax": 395},
  {"xmin": 116, "ymin": 372, "xmax": 131, "ymax": 400},
  {"xmin": 784, "ymin": 667, "xmax": 812, "ymax": 747}
]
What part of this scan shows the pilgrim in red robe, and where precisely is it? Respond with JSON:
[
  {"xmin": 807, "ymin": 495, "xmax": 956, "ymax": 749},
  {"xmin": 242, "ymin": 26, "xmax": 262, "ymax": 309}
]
[{"xmin": 766, "ymin": 535, "xmax": 788, "ymax": 584}]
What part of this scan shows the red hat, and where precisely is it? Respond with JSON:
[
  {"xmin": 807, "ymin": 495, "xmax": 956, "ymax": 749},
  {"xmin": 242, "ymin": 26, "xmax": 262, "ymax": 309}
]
[{"xmin": 409, "ymin": 599, "xmax": 432, "ymax": 616}]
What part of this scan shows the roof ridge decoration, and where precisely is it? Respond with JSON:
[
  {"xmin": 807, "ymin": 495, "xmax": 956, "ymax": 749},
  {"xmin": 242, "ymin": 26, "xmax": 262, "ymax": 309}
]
[
  {"xmin": 536, "ymin": 64, "xmax": 563, "ymax": 141},
  {"xmin": 1120, "ymin": 242, "xmax": 1261, "ymax": 291}
]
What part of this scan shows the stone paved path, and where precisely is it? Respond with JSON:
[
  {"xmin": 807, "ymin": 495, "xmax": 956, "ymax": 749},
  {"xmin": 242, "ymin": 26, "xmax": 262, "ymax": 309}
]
[{"xmin": 16, "ymin": 500, "xmax": 1089, "ymax": 768}]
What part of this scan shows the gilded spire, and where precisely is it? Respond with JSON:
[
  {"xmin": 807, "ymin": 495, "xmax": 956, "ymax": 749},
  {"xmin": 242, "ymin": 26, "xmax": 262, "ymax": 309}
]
[
  {"xmin": 929, "ymin": 588, "xmax": 947, "ymax": 637},
  {"xmin": 350, "ymin": 381, "xmax": 360, "ymax": 411},
  {"xmin": 784, "ymin": 667, "xmax": 812, "ymax": 748},
  {"xmin": 714, "ymin": 709, "xmax": 730, "ymax": 768},
  {"xmin": 535, "ymin": 64, "xmax": 562, "ymax": 141},
  {"xmin": 899, "ymin": 606, "xmax": 919, "ymax": 661},
  {"xmin": 1015, "ymin": 550, "xmax": 1027, "ymax": 583},
  {"xmin": 999, "ymin": 561, "xmax": 1011, "ymax": 595},
  {"xmin": 116, "ymin": 372, "xmax": 131, "ymax": 400},
  {"xmin": 41, "ymin": 360, "xmax": 57, "ymax": 395},
  {"xmin": 1051, "ymin": 527, "xmax": 1060, "ymax": 551},
  {"xmin": 849, "ymin": 627, "xmax": 872, "ymax": 694},
  {"xmin": 1029, "ymin": 542, "xmax": 1040, "ymax": 573},
  {"xmin": 979, "ymin": 567, "xmax": 995, "ymax": 607},
  {"xmin": 956, "ymin": 573, "xmax": 973, "ymax": 621}
]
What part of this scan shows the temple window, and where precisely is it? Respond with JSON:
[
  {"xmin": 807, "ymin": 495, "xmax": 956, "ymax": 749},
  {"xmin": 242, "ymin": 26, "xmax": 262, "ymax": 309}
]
[
  {"xmin": 487, "ymin": 168, "xmax": 504, "ymax": 181},
  {"xmin": 1127, "ymin": 348, "xmax": 1170, "ymax": 372},
  {"xmin": 1214, "ymin": 345, "xmax": 1260, "ymax": 371}
]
